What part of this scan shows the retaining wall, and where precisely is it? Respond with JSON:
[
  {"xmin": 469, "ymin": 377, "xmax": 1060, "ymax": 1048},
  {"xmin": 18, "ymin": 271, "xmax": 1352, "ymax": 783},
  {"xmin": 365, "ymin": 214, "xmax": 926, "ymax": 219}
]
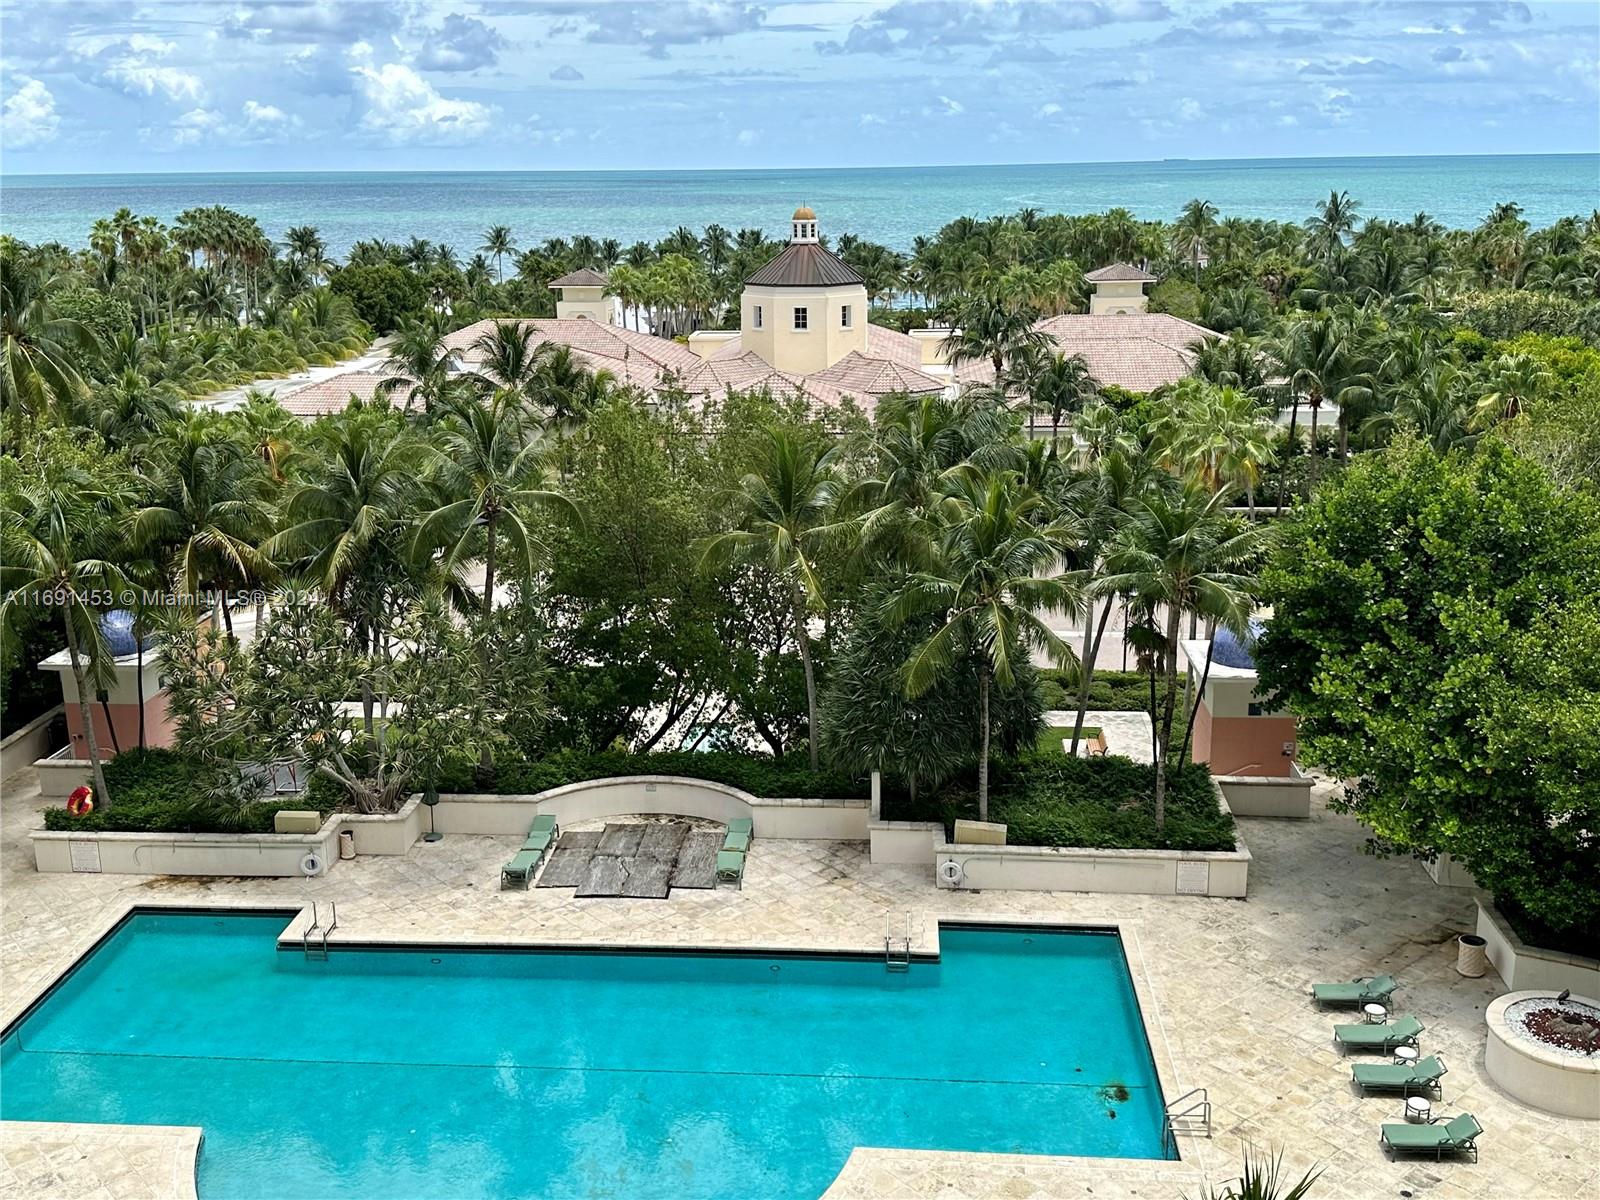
[{"xmin": 1476, "ymin": 900, "xmax": 1600, "ymax": 993}]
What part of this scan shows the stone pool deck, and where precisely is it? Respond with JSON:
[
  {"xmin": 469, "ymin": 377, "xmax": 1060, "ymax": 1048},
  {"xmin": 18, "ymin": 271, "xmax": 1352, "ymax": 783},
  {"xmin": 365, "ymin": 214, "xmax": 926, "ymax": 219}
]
[{"xmin": 1, "ymin": 763, "xmax": 1593, "ymax": 1200}]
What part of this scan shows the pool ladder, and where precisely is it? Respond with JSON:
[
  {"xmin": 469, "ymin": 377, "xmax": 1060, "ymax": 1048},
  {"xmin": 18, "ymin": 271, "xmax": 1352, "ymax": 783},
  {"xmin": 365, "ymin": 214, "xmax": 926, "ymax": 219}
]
[
  {"xmin": 302, "ymin": 901, "xmax": 338, "ymax": 961},
  {"xmin": 1162, "ymin": 1087, "xmax": 1212, "ymax": 1153},
  {"xmin": 884, "ymin": 914, "xmax": 913, "ymax": 972}
]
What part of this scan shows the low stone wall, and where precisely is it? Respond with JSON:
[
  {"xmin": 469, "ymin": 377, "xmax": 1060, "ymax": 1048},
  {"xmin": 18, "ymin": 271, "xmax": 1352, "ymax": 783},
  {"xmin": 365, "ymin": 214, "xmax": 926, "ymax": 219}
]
[
  {"xmin": 2, "ymin": 704, "xmax": 63, "ymax": 772},
  {"xmin": 868, "ymin": 820, "xmax": 944, "ymax": 865},
  {"xmin": 434, "ymin": 776, "xmax": 869, "ymax": 841},
  {"xmin": 1424, "ymin": 851, "xmax": 1477, "ymax": 889},
  {"xmin": 1484, "ymin": 991, "xmax": 1600, "ymax": 1119},
  {"xmin": 32, "ymin": 746, "xmax": 89, "ymax": 800},
  {"xmin": 1214, "ymin": 762, "xmax": 1312, "ymax": 819},
  {"xmin": 933, "ymin": 787, "xmax": 1249, "ymax": 897},
  {"xmin": 31, "ymin": 798, "xmax": 423, "ymax": 877},
  {"xmin": 1476, "ymin": 900, "xmax": 1600, "ymax": 993}
]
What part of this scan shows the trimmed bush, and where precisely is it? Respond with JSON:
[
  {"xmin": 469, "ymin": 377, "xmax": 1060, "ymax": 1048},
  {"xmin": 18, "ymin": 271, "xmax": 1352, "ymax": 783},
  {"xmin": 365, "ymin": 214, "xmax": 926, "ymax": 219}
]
[
  {"xmin": 40, "ymin": 748, "xmax": 328, "ymax": 834},
  {"xmin": 436, "ymin": 749, "xmax": 863, "ymax": 800},
  {"xmin": 883, "ymin": 754, "xmax": 1233, "ymax": 852},
  {"xmin": 1036, "ymin": 670, "xmax": 1154, "ymax": 714}
]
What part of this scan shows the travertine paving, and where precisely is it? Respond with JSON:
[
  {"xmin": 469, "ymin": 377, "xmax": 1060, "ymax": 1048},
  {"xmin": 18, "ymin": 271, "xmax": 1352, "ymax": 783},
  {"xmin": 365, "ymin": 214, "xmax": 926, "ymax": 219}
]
[{"xmin": 1, "ymin": 762, "xmax": 1594, "ymax": 1200}]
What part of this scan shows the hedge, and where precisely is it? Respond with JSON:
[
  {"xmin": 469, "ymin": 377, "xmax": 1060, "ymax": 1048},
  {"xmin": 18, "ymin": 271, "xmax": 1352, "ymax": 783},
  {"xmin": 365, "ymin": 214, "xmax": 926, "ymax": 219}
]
[
  {"xmin": 1036, "ymin": 670, "xmax": 1156, "ymax": 714},
  {"xmin": 40, "ymin": 748, "xmax": 328, "ymax": 834},
  {"xmin": 437, "ymin": 749, "xmax": 864, "ymax": 800},
  {"xmin": 882, "ymin": 754, "xmax": 1233, "ymax": 852}
]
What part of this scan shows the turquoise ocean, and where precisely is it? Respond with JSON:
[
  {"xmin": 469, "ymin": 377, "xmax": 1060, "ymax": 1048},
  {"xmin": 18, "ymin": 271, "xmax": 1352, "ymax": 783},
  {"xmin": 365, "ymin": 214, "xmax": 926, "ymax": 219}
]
[{"xmin": 3, "ymin": 155, "xmax": 1596, "ymax": 257}]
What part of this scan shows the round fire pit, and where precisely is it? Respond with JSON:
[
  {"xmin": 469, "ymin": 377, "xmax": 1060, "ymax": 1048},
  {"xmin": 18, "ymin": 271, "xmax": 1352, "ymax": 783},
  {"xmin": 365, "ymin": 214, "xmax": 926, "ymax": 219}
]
[{"xmin": 1485, "ymin": 991, "xmax": 1600, "ymax": 1119}]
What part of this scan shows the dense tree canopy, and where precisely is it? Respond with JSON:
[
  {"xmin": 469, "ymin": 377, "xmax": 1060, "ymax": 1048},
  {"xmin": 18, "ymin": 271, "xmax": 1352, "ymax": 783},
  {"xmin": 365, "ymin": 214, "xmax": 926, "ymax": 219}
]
[{"xmin": 1256, "ymin": 438, "xmax": 1600, "ymax": 936}]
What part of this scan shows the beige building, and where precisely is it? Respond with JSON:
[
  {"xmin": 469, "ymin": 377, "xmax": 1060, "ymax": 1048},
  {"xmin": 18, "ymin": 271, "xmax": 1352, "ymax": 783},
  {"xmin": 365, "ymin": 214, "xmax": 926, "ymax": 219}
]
[
  {"xmin": 548, "ymin": 267, "xmax": 615, "ymax": 323},
  {"xmin": 1084, "ymin": 262, "xmax": 1158, "ymax": 315}
]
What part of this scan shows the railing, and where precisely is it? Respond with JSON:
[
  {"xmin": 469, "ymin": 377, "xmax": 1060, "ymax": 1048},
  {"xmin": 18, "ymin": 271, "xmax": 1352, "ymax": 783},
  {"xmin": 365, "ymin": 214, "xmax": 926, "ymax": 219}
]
[
  {"xmin": 1163, "ymin": 1086, "xmax": 1212, "ymax": 1152},
  {"xmin": 302, "ymin": 900, "xmax": 337, "ymax": 960},
  {"xmin": 884, "ymin": 913, "xmax": 913, "ymax": 973}
]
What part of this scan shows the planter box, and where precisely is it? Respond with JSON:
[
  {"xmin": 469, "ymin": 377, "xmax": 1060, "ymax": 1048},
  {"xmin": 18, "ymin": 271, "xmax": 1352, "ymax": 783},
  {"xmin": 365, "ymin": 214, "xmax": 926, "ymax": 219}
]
[
  {"xmin": 1476, "ymin": 900, "xmax": 1600, "ymax": 993},
  {"xmin": 32, "ymin": 746, "xmax": 89, "ymax": 800},
  {"xmin": 433, "ymin": 776, "xmax": 869, "ymax": 841},
  {"xmin": 869, "ymin": 820, "xmax": 943, "ymax": 865},
  {"xmin": 30, "ymin": 798, "xmax": 423, "ymax": 877},
  {"xmin": 934, "ymin": 786, "xmax": 1249, "ymax": 897},
  {"xmin": 1214, "ymin": 762, "xmax": 1312, "ymax": 819},
  {"xmin": 1485, "ymin": 991, "xmax": 1600, "ymax": 1119}
]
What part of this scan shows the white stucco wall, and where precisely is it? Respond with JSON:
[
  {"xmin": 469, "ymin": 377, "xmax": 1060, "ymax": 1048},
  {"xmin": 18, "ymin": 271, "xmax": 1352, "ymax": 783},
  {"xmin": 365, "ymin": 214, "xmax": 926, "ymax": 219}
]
[{"xmin": 741, "ymin": 282, "xmax": 867, "ymax": 374}]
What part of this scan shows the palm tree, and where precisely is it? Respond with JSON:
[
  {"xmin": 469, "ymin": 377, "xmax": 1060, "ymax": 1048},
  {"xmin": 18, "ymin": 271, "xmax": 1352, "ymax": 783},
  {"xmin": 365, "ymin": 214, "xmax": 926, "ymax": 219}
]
[
  {"xmin": 2, "ymin": 462, "xmax": 135, "ymax": 809},
  {"xmin": 889, "ymin": 470, "xmax": 1080, "ymax": 820},
  {"xmin": 413, "ymin": 392, "xmax": 577, "ymax": 778},
  {"xmin": 1017, "ymin": 350, "xmax": 1099, "ymax": 448},
  {"xmin": 467, "ymin": 319, "xmax": 543, "ymax": 408},
  {"xmin": 1098, "ymin": 486, "xmax": 1260, "ymax": 831},
  {"xmin": 90, "ymin": 369, "xmax": 182, "ymax": 450},
  {"xmin": 1, "ymin": 266, "xmax": 99, "ymax": 421},
  {"xmin": 1471, "ymin": 352, "xmax": 1554, "ymax": 429},
  {"xmin": 479, "ymin": 226, "xmax": 516, "ymax": 283},
  {"xmin": 378, "ymin": 318, "xmax": 459, "ymax": 417},
  {"xmin": 1304, "ymin": 190, "xmax": 1361, "ymax": 270},
  {"xmin": 942, "ymin": 293, "xmax": 1049, "ymax": 378},
  {"xmin": 698, "ymin": 429, "xmax": 843, "ymax": 769},
  {"xmin": 1173, "ymin": 198, "xmax": 1219, "ymax": 283},
  {"xmin": 1268, "ymin": 309, "xmax": 1360, "ymax": 505},
  {"xmin": 129, "ymin": 413, "xmax": 274, "ymax": 642}
]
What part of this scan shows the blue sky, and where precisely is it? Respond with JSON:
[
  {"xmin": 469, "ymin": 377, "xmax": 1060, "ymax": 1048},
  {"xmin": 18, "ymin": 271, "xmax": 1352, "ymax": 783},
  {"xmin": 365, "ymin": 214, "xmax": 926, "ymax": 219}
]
[{"xmin": 2, "ymin": 1, "xmax": 1596, "ymax": 174}]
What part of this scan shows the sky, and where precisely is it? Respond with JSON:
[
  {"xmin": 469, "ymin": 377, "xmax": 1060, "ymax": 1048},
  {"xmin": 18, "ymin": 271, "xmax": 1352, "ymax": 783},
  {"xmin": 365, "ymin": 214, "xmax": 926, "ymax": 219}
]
[{"xmin": 2, "ymin": 1, "xmax": 1597, "ymax": 174}]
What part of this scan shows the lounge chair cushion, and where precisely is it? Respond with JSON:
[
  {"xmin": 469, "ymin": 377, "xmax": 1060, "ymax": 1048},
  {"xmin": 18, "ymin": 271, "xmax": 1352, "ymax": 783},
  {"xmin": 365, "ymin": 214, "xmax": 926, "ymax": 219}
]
[
  {"xmin": 1313, "ymin": 974, "xmax": 1399, "ymax": 1004},
  {"xmin": 1444, "ymin": 1114, "xmax": 1483, "ymax": 1142},
  {"xmin": 726, "ymin": 818, "xmax": 753, "ymax": 838},
  {"xmin": 523, "ymin": 829, "xmax": 554, "ymax": 853},
  {"xmin": 722, "ymin": 828, "xmax": 751, "ymax": 853},
  {"xmin": 716, "ymin": 849, "xmax": 745, "ymax": 878},
  {"xmin": 1334, "ymin": 1013, "xmax": 1424, "ymax": 1046},
  {"xmin": 1352, "ymin": 1055, "xmax": 1446, "ymax": 1092},
  {"xmin": 1381, "ymin": 1112, "xmax": 1479, "ymax": 1153},
  {"xmin": 530, "ymin": 814, "xmax": 557, "ymax": 836}
]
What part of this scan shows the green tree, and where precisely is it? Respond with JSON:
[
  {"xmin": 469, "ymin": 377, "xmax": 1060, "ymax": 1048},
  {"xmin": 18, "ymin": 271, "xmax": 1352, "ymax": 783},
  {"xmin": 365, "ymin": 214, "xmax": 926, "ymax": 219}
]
[
  {"xmin": 1, "ymin": 265, "xmax": 99, "ymax": 421},
  {"xmin": 1, "ymin": 434, "xmax": 135, "ymax": 808},
  {"xmin": 699, "ymin": 428, "xmax": 843, "ymax": 769},
  {"xmin": 889, "ymin": 470, "xmax": 1079, "ymax": 820},
  {"xmin": 1099, "ymin": 485, "xmax": 1260, "ymax": 830},
  {"xmin": 330, "ymin": 263, "xmax": 426, "ymax": 333},
  {"xmin": 479, "ymin": 225, "xmax": 516, "ymax": 283},
  {"xmin": 1256, "ymin": 438, "xmax": 1600, "ymax": 937}
]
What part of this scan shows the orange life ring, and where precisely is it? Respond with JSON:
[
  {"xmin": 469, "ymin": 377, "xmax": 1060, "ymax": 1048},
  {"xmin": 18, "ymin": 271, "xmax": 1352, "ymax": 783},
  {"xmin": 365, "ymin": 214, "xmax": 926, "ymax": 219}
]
[{"xmin": 67, "ymin": 785, "xmax": 95, "ymax": 816}]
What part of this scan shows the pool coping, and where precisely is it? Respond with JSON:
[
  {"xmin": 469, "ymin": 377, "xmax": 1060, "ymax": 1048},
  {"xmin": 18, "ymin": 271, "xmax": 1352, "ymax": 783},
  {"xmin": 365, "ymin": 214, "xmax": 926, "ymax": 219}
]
[{"xmin": 1, "ymin": 897, "xmax": 1216, "ymax": 1196}]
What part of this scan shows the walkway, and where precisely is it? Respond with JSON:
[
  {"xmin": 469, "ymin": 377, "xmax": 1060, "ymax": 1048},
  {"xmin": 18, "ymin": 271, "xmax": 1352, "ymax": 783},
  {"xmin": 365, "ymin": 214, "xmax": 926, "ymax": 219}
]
[{"xmin": 0, "ymin": 764, "xmax": 1590, "ymax": 1199}]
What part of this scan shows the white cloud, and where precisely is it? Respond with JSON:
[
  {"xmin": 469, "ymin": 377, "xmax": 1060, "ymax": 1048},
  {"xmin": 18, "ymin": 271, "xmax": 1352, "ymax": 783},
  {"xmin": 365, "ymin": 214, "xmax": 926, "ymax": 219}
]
[
  {"xmin": 736, "ymin": 128, "xmax": 759, "ymax": 146},
  {"xmin": 168, "ymin": 107, "xmax": 226, "ymax": 146},
  {"xmin": 1037, "ymin": 101, "xmax": 1063, "ymax": 118},
  {"xmin": 105, "ymin": 59, "xmax": 203, "ymax": 101},
  {"xmin": 3, "ymin": 78, "xmax": 60, "ymax": 147},
  {"xmin": 859, "ymin": 112, "xmax": 886, "ymax": 126},
  {"xmin": 1177, "ymin": 96, "xmax": 1202, "ymax": 121},
  {"xmin": 937, "ymin": 95, "xmax": 964, "ymax": 115},
  {"xmin": 351, "ymin": 62, "xmax": 494, "ymax": 144}
]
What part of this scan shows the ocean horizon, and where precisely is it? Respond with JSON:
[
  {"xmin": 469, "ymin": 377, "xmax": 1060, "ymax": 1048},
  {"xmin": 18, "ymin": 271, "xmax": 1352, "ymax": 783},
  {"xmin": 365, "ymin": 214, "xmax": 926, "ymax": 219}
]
[{"xmin": 4, "ymin": 153, "xmax": 1595, "ymax": 257}]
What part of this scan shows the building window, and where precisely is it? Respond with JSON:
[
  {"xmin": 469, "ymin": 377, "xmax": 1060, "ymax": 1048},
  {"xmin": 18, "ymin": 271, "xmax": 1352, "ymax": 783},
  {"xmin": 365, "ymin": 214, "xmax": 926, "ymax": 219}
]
[
  {"xmin": 793, "ymin": 306, "xmax": 808, "ymax": 331},
  {"xmin": 840, "ymin": 304, "xmax": 852, "ymax": 329},
  {"xmin": 1247, "ymin": 702, "xmax": 1265, "ymax": 717},
  {"xmin": 753, "ymin": 304, "xmax": 763, "ymax": 329}
]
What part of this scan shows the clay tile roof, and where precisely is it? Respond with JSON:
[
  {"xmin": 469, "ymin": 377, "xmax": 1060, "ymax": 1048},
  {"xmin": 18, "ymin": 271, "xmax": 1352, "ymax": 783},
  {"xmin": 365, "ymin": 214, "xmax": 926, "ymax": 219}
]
[
  {"xmin": 809, "ymin": 351, "xmax": 945, "ymax": 396},
  {"xmin": 746, "ymin": 242, "xmax": 864, "ymax": 288},
  {"xmin": 277, "ymin": 371, "xmax": 395, "ymax": 418},
  {"xmin": 547, "ymin": 267, "xmax": 609, "ymax": 288},
  {"xmin": 1084, "ymin": 262, "xmax": 1159, "ymax": 283},
  {"xmin": 956, "ymin": 313, "xmax": 1214, "ymax": 394}
]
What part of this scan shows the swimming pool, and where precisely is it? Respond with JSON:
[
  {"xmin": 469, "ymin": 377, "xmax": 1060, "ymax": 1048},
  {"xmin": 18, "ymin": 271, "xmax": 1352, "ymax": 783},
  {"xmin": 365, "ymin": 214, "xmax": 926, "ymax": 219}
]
[{"xmin": 1, "ymin": 912, "xmax": 1173, "ymax": 1198}]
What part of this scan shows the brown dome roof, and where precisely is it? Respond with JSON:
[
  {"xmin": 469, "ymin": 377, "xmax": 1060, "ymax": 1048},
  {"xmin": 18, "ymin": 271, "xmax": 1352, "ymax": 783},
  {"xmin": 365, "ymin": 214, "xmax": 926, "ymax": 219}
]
[{"xmin": 792, "ymin": 205, "xmax": 816, "ymax": 220}]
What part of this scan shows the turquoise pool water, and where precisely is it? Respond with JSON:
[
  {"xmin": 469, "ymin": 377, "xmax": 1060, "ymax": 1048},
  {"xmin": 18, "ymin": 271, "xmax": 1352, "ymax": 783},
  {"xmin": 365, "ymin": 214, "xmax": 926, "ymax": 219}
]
[{"xmin": 0, "ymin": 913, "xmax": 1171, "ymax": 1199}]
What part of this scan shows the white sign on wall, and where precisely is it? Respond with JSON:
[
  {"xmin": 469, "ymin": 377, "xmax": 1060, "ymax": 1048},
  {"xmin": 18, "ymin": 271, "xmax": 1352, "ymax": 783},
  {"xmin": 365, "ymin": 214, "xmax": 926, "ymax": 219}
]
[
  {"xmin": 1175, "ymin": 860, "xmax": 1209, "ymax": 895},
  {"xmin": 69, "ymin": 839, "xmax": 102, "ymax": 873}
]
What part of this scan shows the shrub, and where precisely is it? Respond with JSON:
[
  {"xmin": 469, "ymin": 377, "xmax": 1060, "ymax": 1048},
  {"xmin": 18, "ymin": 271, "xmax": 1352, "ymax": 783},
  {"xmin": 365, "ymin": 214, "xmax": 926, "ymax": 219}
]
[
  {"xmin": 883, "ymin": 755, "xmax": 1233, "ymax": 852},
  {"xmin": 435, "ymin": 748, "xmax": 863, "ymax": 799},
  {"xmin": 1454, "ymin": 290, "xmax": 1592, "ymax": 343},
  {"xmin": 330, "ymin": 264, "xmax": 426, "ymax": 333},
  {"xmin": 41, "ymin": 748, "xmax": 329, "ymax": 833},
  {"xmin": 1036, "ymin": 670, "xmax": 1153, "ymax": 713}
]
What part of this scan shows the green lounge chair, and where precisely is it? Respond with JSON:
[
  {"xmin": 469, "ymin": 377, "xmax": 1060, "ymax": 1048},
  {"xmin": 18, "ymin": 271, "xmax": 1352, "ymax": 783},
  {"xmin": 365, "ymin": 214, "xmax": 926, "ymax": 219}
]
[
  {"xmin": 1312, "ymin": 974, "xmax": 1399, "ymax": 1007},
  {"xmin": 723, "ymin": 817, "xmax": 752, "ymax": 852},
  {"xmin": 1352, "ymin": 1054, "xmax": 1446, "ymax": 1097},
  {"xmin": 530, "ymin": 813, "xmax": 558, "ymax": 837},
  {"xmin": 522, "ymin": 828, "xmax": 554, "ymax": 854},
  {"xmin": 716, "ymin": 849, "xmax": 745, "ymax": 889},
  {"xmin": 1380, "ymin": 1113, "xmax": 1481, "ymax": 1162},
  {"xmin": 501, "ymin": 849, "xmax": 540, "ymax": 890},
  {"xmin": 1334, "ymin": 1013, "xmax": 1424, "ymax": 1052}
]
